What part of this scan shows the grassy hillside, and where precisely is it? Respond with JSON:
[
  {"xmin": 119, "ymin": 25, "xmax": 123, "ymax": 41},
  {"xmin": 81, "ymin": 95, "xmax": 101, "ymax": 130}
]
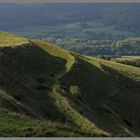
[
  {"xmin": 113, "ymin": 56, "xmax": 140, "ymax": 68},
  {"xmin": 0, "ymin": 32, "xmax": 140, "ymax": 137},
  {"xmin": 0, "ymin": 109, "xmax": 87, "ymax": 137},
  {"xmin": 32, "ymin": 40, "xmax": 75, "ymax": 71},
  {"xmin": 0, "ymin": 32, "xmax": 29, "ymax": 47},
  {"xmin": 59, "ymin": 53, "xmax": 140, "ymax": 136}
]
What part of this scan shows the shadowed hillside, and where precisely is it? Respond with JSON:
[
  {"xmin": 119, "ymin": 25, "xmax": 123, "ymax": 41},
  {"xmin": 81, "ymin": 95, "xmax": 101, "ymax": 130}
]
[{"xmin": 0, "ymin": 32, "xmax": 140, "ymax": 137}]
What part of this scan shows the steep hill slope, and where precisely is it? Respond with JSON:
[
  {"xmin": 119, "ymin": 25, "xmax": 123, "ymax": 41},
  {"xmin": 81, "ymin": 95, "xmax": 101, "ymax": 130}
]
[{"xmin": 0, "ymin": 32, "xmax": 140, "ymax": 137}]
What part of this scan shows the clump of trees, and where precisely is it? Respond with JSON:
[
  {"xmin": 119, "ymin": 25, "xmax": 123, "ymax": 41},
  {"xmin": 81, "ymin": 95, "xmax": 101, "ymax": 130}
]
[
  {"xmin": 97, "ymin": 55, "xmax": 111, "ymax": 61},
  {"xmin": 57, "ymin": 37, "xmax": 140, "ymax": 56}
]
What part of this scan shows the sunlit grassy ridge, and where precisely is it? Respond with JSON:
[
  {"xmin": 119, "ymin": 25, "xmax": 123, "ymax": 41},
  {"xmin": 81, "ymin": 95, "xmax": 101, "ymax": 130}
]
[
  {"xmin": 114, "ymin": 56, "xmax": 140, "ymax": 68},
  {"xmin": 82, "ymin": 55, "xmax": 140, "ymax": 82},
  {"xmin": 0, "ymin": 33, "xmax": 140, "ymax": 137},
  {"xmin": 97, "ymin": 58, "xmax": 140, "ymax": 82},
  {"xmin": 0, "ymin": 32, "xmax": 29, "ymax": 47},
  {"xmin": 32, "ymin": 40, "xmax": 75, "ymax": 71}
]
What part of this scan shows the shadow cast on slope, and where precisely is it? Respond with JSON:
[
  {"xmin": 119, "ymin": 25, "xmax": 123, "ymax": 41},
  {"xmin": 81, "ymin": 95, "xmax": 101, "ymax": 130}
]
[
  {"xmin": 58, "ymin": 57, "xmax": 139, "ymax": 136},
  {"xmin": 0, "ymin": 42, "xmax": 69, "ymax": 122},
  {"xmin": 100, "ymin": 64, "xmax": 140, "ymax": 134}
]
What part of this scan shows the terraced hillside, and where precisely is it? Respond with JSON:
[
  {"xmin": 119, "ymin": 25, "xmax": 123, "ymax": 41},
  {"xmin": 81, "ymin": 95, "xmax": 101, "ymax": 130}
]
[{"xmin": 0, "ymin": 32, "xmax": 140, "ymax": 137}]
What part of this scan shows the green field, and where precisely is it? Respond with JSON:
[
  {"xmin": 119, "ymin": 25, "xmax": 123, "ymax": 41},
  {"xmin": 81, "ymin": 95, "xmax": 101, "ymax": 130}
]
[
  {"xmin": 9, "ymin": 21, "xmax": 133, "ymax": 39},
  {"xmin": 83, "ymin": 23, "xmax": 132, "ymax": 35}
]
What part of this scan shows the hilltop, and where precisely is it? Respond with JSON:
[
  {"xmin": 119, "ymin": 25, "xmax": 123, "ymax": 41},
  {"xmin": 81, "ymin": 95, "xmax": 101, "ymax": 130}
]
[
  {"xmin": 0, "ymin": 32, "xmax": 140, "ymax": 137},
  {"xmin": 0, "ymin": 32, "xmax": 29, "ymax": 47}
]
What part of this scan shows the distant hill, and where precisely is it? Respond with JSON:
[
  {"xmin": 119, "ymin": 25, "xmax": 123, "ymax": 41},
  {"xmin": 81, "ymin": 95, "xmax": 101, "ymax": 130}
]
[
  {"xmin": 58, "ymin": 37, "xmax": 140, "ymax": 56},
  {"xmin": 1, "ymin": 3, "xmax": 140, "ymax": 34},
  {"xmin": 0, "ymin": 32, "xmax": 140, "ymax": 137}
]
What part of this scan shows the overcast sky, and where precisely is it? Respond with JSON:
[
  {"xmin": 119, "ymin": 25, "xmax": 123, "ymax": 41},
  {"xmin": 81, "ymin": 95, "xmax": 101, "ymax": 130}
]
[{"xmin": 0, "ymin": 0, "xmax": 140, "ymax": 3}]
